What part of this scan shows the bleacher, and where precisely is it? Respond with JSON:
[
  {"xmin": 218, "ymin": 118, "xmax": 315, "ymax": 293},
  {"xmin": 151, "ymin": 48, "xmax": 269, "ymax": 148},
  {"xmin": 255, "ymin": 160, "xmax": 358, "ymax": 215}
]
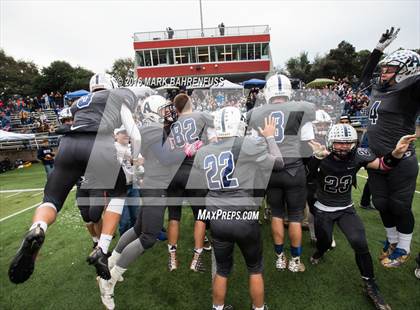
[
  {"xmin": 1, "ymin": 109, "xmax": 60, "ymax": 152},
  {"xmin": 8, "ymin": 109, "xmax": 59, "ymax": 133}
]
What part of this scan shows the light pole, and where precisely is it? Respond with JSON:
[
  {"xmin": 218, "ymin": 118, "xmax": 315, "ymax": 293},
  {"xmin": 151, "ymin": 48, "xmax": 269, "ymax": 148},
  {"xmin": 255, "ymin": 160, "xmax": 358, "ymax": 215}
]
[{"xmin": 199, "ymin": 0, "xmax": 204, "ymax": 37}]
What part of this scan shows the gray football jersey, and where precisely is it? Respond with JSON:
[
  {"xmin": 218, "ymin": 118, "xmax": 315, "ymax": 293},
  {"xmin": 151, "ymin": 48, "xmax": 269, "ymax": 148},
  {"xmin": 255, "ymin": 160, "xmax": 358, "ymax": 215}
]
[
  {"xmin": 247, "ymin": 101, "xmax": 316, "ymax": 167},
  {"xmin": 70, "ymin": 88, "xmax": 137, "ymax": 134},
  {"xmin": 140, "ymin": 124, "xmax": 174, "ymax": 189},
  {"xmin": 192, "ymin": 136, "xmax": 274, "ymax": 210},
  {"xmin": 367, "ymin": 75, "xmax": 420, "ymax": 157}
]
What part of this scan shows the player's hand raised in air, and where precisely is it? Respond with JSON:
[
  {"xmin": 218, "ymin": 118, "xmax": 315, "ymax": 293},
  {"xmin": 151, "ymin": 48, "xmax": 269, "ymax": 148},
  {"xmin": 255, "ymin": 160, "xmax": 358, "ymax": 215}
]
[
  {"xmin": 392, "ymin": 134, "xmax": 417, "ymax": 158},
  {"xmin": 308, "ymin": 140, "xmax": 330, "ymax": 159},
  {"xmin": 376, "ymin": 26, "xmax": 400, "ymax": 52},
  {"xmin": 258, "ymin": 116, "xmax": 276, "ymax": 138}
]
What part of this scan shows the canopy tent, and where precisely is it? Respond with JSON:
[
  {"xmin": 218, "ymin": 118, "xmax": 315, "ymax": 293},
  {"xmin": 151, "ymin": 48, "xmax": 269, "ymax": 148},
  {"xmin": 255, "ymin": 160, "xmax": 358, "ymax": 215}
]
[
  {"xmin": 210, "ymin": 79, "xmax": 244, "ymax": 91},
  {"xmin": 64, "ymin": 90, "xmax": 90, "ymax": 100},
  {"xmin": 242, "ymin": 78, "xmax": 266, "ymax": 89},
  {"xmin": 0, "ymin": 130, "xmax": 35, "ymax": 142},
  {"xmin": 156, "ymin": 85, "xmax": 179, "ymax": 91},
  {"xmin": 306, "ymin": 78, "xmax": 337, "ymax": 89}
]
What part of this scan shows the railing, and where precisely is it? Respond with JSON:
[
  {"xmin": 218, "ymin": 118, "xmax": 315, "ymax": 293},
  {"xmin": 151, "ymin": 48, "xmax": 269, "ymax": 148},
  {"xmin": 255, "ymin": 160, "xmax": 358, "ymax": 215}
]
[
  {"xmin": 134, "ymin": 25, "xmax": 270, "ymax": 42},
  {"xmin": 0, "ymin": 134, "xmax": 60, "ymax": 151}
]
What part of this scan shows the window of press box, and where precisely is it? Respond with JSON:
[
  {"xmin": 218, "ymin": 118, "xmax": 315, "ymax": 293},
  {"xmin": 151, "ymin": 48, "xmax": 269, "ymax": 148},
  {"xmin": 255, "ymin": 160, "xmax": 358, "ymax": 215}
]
[
  {"xmin": 225, "ymin": 45, "xmax": 232, "ymax": 61},
  {"xmin": 144, "ymin": 50, "xmax": 152, "ymax": 66},
  {"xmin": 232, "ymin": 45, "xmax": 241, "ymax": 61},
  {"xmin": 151, "ymin": 50, "xmax": 159, "ymax": 66},
  {"xmin": 240, "ymin": 44, "xmax": 247, "ymax": 60},
  {"xmin": 255, "ymin": 43, "xmax": 261, "ymax": 60},
  {"xmin": 248, "ymin": 44, "xmax": 255, "ymax": 60},
  {"xmin": 197, "ymin": 46, "xmax": 210, "ymax": 63},
  {"xmin": 262, "ymin": 43, "xmax": 269, "ymax": 59},
  {"xmin": 136, "ymin": 51, "xmax": 145, "ymax": 67}
]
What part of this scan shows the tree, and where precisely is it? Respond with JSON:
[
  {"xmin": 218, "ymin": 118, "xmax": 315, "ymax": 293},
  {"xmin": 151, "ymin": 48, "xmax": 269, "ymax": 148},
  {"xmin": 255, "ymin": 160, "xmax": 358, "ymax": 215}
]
[
  {"xmin": 286, "ymin": 52, "xmax": 312, "ymax": 83},
  {"xmin": 0, "ymin": 49, "xmax": 41, "ymax": 98},
  {"xmin": 107, "ymin": 58, "xmax": 134, "ymax": 86}
]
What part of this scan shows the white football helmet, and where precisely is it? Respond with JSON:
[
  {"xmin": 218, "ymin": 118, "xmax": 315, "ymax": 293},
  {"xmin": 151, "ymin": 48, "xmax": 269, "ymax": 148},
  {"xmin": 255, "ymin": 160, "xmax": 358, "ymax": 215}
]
[
  {"xmin": 214, "ymin": 107, "xmax": 246, "ymax": 138},
  {"xmin": 264, "ymin": 73, "xmax": 292, "ymax": 103},
  {"xmin": 140, "ymin": 95, "xmax": 167, "ymax": 124},
  {"xmin": 379, "ymin": 49, "xmax": 420, "ymax": 84},
  {"xmin": 313, "ymin": 109, "xmax": 332, "ymax": 138},
  {"xmin": 89, "ymin": 73, "xmax": 119, "ymax": 92},
  {"xmin": 327, "ymin": 124, "xmax": 358, "ymax": 159},
  {"xmin": 58, "ymin": 107, "xmax": 72, "ymax": 123}
]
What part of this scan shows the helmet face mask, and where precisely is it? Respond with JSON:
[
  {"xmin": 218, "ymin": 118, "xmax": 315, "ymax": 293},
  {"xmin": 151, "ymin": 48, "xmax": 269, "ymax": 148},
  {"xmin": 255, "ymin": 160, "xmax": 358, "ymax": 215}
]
[
  {"xmin": 377, "ymin": 50, "xmax": 420, "ymax": 89},
  {"xmin": 140, "ymin": 95, "xmax": 167, "ymax": 125},
  {"xmin": 327, "ymin": 124, "xmax": 358, "ymax": 160}
]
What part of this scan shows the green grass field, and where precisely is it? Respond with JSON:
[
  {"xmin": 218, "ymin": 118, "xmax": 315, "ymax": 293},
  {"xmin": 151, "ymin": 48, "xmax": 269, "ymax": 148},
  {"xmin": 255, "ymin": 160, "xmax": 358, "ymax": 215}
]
[{"xmin": 0, "ymin": 163, "xmax": 419, "ymax": 310}]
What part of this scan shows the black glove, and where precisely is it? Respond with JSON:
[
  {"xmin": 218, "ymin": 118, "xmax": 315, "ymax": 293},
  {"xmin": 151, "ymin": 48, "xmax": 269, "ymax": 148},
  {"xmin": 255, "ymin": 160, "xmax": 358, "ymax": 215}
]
[{"xmin": 376, "ymin": 27, "xmax": 400, "ymax": 52}]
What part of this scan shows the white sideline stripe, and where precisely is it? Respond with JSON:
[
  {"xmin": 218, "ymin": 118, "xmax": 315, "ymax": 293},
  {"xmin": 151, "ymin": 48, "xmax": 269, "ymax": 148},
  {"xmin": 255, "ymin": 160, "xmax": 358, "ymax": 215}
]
[
  {"xmin": 0, "ymin": 187, "xmax": 76, "ymax": 223},
  {"xmin": 0, "ymin": 203, "xmax": 41, "ymax": 223},
  {"xmin": 0, "ymin": 188, "xmax": 44, "ymax": 193},
  {"xmin": 5, "ymin": 192, "xmax": 21, "ymax": 198},
  {"xmin": 356, "ymin": 174, "xmax": 420, "ymax": 195}
]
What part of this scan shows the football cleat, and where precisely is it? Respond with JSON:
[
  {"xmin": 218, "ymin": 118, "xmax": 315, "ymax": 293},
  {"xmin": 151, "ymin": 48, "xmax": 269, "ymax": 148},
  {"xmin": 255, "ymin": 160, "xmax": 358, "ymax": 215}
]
[
  {"xmin": 212, "ymin": 305, "xmax": 234, "ymax": 310},
  {"xmin": 250, "ymin": 305, "xmax": 269, "ymax": 310},
  {"xmin": 379, "ymin": 240, "xmax": 397, "ymax": 261},
  {"xmin": 288, "ymin": 256, "xmax": 305, "ymax": 272},
  {"xmin": 415, "ymin": 253, "xmax": 420, "ymax": 279},
  {"xmin": 310, "ymin": 251, "xmax": 323, "ymax": 265},
  {"xmin": 9, "ymin": 224, "xmax": 45, "ymax": 284},
  {"xmin": 190, "ymin": 250, "xmax": 205, "ymax": 272},
  {"xmin": 381, "ymin": 248, "xmax": 409, "ymax": 268},
  {"xmin": 87, "ymin": 247, "xmax": 111, "ymax": 280},
  {"xmin": 97, "ymin": 276, "xmax": 116, "ymax": 310},
  {"xmin": 168, "ymin": 250, "xmax": 179, "ymax": 272},
  {"xmin": 360, "ymin": 203, "xmax": 376, "ymax": 210},
  {"xmin": 203, "ymin": 235, "xmax": 212, "ymax": 251},
  {"xmin": 275, "ymin": 252, "xmax": 287, "ymax": 270},
  {"xmin": 363, "ymin": 278, "xmax": 391, "ymax": 310}
]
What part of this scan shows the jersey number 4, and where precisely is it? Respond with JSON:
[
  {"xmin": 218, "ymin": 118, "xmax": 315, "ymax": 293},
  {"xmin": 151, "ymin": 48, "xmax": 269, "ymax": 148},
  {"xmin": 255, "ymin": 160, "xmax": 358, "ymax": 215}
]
[
  {"xmin": 204, "ymin": 151, "xmax": 239, "ymax": 190},
  {"xmin": 324, "ymin": 175, "xmax": 352, "ymax": 193},
  {"xmin": 369, "ymin": 101, "xmax": 381, "ymax": 125}
]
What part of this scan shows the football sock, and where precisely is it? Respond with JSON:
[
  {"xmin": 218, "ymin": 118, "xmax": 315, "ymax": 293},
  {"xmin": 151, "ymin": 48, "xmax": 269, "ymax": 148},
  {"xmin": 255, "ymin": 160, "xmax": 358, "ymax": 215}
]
[
  {"xmin": 168, "ymin": 244, "xmax": 177, "ymax": 252},
  {"xmin": 274, "ymin": 244, "xmax": 284, "ymax": 255},
  {"xmin": 92, "ymin": 236, "xmax": 99, "ymax": 243},
  {"xmin": 30, "ymin": 221, "xmax": 48, "ymax": 233},
  {"xmin": 194, "ymin": 248, "xmax": 203, "ymax": 254},
  {"xmin": 110, "ymin": 265, "xmax": 127, "ymax": 284},
  {"xmin": 213, "ymin": 305, "xmax": 224, "ymax": 310},
  {"xmin": 98, "ymin": 234, "xmax": 113, "ymax": 254},
  {"xmin": 291, "ymin": 246, "xmax": 302, "ymax": 257},
  {"xmin": 385, "ymin": 227, "xmax": 398, "ymax": 244},
  {"xmin": 397, "ymin": 232, "xmax": 412, "ymax": 254},
  {"xmin": 118, "ymin": 239, "xmax": 145, "ymax": 268}
]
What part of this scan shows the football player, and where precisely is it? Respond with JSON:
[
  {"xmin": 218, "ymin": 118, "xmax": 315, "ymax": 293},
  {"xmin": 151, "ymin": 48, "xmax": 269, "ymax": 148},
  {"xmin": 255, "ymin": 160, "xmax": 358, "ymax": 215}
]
[
  {"xmin": 166, "ymin": 93, "xmax": 216, "ymax": 273},
  {"xmin": 308, "ymin": 123, "xmax": 416, "ymax": 310},
  {"xmin": 359, "ymin": 27, "xmax": 420, "ymax": 267},
  {"xmin": 8, "ymin": 73, "xmax": 143, "ymax": 284},
  {"xmin": 98, "ymin": 95, "xmax": 185, "ymax": 310},
  {"xmin": 193, "ymin": 106, "xmax": 282, "ymax": 310},
  {"xmin": 247, "ymin": 73, "xmax": 315, "ymax": 272}
]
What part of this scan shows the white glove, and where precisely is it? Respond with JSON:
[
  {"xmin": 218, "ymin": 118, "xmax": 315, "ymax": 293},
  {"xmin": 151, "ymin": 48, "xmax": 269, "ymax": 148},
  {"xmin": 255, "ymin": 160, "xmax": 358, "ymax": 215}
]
[{"xmin": 375, "ymin": 27, "xmax": 400, "ymax": 52}]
